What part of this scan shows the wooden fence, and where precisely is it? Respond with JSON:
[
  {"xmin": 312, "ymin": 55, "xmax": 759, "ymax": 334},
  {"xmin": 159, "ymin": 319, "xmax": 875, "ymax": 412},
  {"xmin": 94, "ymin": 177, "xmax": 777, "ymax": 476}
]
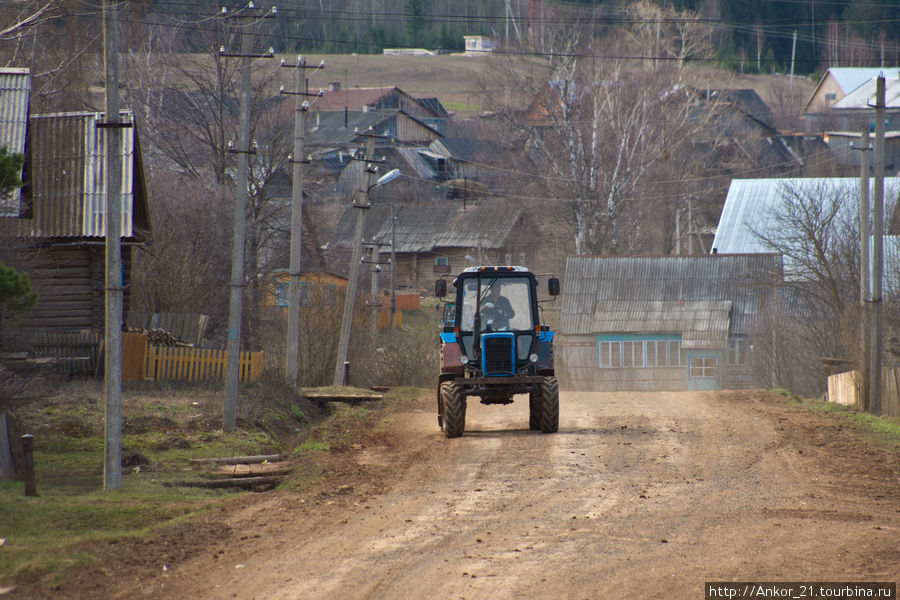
[
  {"xmin": 29, "ymin": 330, "xmax": 101, "ymax": 376},
  {"xmin": 143, "ymin": 345, "xmax": 263, "ymax": 383},
  {"xmin": 827, "ymin": 368, "xmax": 900, "ymax": 417}
]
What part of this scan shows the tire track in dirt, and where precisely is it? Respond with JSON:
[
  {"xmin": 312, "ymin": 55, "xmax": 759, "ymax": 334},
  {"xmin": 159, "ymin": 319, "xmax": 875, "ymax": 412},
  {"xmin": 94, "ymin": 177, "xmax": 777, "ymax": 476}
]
[{"xmin": 118, "ymin": 390, "xmax": 900, "ymax": 600}]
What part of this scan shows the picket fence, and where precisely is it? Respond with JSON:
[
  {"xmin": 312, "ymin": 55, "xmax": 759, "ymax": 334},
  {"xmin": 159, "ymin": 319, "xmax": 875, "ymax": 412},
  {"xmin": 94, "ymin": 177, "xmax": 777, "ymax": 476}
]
[
  {"xmin": 143, "ymin": 345, "xmax": 264, "ymax": 383},
  {"xmin": 827, "ymin": 368, "xmax": 900, "ymax": 417}
]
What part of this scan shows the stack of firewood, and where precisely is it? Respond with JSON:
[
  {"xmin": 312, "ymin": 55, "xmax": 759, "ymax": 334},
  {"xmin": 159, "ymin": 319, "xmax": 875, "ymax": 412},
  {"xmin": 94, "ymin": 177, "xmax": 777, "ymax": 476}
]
[{"xmin": 127, "ymin": 328, "xmax": 186, "ymax": 347}]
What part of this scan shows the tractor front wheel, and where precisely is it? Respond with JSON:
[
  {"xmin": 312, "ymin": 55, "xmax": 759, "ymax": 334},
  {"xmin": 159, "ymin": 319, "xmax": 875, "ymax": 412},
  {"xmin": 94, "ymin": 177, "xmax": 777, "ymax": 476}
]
[
  {"xmin": 528, "ymin": 390, "xmax": 542, "ymax": 430},
  {"xmin": 440, "ymin": 381, "xmax": 466, "ymax": 438},
  {"xmin": 539, "ymin": 376, "xmax": 559, "ymax": 433}
]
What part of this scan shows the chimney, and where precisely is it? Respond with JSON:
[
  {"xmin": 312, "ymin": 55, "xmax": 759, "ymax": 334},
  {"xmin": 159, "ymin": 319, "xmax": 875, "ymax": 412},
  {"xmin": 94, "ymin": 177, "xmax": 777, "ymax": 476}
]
[{"xmin": 344, "ymin": 106, "xmax": 348, "ymax": 128}]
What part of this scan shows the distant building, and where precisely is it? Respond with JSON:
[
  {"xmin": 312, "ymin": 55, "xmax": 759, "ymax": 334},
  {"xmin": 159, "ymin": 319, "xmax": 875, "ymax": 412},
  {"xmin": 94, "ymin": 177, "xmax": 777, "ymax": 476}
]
[
  {"xmin": 463, "ymin": 36, "xmax": 494, "ymax": 56},
  {"xmin": 559, "ymin": 254, "xmax": 781, "ymax": 391}
]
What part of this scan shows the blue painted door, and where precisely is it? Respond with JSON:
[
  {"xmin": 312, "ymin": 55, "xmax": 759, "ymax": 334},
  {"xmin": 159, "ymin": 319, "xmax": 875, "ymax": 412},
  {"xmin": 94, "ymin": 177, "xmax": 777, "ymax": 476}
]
[{"xmin": 686, "ymin": 351, "xmax": 720, "ymax": 390}]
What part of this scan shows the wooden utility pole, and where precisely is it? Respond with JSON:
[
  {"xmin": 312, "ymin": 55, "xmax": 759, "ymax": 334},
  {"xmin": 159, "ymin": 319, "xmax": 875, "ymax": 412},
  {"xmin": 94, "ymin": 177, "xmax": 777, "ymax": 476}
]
[
  {"xmin": 870, "ymin": 75, "xmax": 886, "ymax": 416},
  {"xmin": 334, "ymin": 135, "xmax": 379, "ymax": 386},
  {"xmin": 103, "ymin": 0, "xmax": 123, "ymax": 491},
  {"xmin": 222, "ymin": 5, "xmax": 275, "ymax": 431},
  {"xmin": 281, "ymin": 56, "xmax": 324, "ymax": 385},
  {"xmin": 859, "ymin": 126, "xmax": 871, "ymax": 411}
]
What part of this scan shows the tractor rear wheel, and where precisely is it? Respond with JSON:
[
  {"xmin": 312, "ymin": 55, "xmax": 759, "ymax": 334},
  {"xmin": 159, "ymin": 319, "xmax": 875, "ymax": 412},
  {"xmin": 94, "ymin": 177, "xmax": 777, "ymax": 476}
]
[
  {"xmin": 440, "ymin": 381, "xmax": 466, "ymax": 438},
  {"xmin": 528, "ymin": 390, "xmax": 542, "ymax": 430},
  {"xmin": 436, "ymin": 384, "xmax": 444, "ymax": 429},
  {"xmin": 539, "ymin": 376, "xmax": 559, "ymax": 433}
]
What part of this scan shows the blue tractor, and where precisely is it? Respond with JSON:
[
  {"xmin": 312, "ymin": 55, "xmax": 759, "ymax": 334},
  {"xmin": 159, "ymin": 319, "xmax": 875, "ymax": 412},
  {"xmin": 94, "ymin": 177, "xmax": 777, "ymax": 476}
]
[{"xmin": 435, "ymin": 266, "xmax": 560, "ymax": 438}]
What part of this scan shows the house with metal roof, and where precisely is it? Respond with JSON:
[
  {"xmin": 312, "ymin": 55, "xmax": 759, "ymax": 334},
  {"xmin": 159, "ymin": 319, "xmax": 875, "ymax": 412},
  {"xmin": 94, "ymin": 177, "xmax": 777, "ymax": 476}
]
[
  {"xmin": 803, "ymin": 67, "xmax": 895, "ymax": 114},
  {"xmin": 559, "ymin": 254, "xmax": 781, "ymax": 391},
  {"xmin": 325, "ymin": 202, "xmax": 532, "ymax": 289},
  {"xmin": 803, "ymin": 69, "xmax": 900, "ymax": 133},
  {"xmin": 0, "ymin": 68, "xmax": 30, "ymax": 217},
  {"xmin": 712, "ymin": 177, "xmax": 900, "ymax": 259},
  {"xmin": 1, "ymin": 108, "xmax": 151, "ymax": 334}
]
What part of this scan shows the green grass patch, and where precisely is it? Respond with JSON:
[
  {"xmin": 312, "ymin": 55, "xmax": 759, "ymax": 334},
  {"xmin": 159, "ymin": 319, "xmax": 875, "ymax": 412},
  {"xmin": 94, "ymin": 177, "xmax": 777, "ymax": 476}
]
[
  {"xmin": 789, "ymin": 394, "xmax": 900, "ymax": 452},
  {"xmin": 0, "ymin": 478, "xmax": 229, "ymax": 588},
  {"xmin": 442, "ymin": 100, "xmax": 481, "ymax": 113}
]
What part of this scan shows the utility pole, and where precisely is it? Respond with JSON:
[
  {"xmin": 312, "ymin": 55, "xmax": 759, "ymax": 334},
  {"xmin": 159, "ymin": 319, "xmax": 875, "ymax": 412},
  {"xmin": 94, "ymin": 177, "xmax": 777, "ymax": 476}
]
[
  {"xmin": 102, "ymin": 0, "xmax": 123, "ymax": 491},
  {"xmin": 280, "ymin": 56, "xmax": 324, "ymax": 385},
  {"xmin": 858, "ymin": 125, "xmax": 871, "ymax": 411},
  {"xmin": 370, "ymin": 242, "xmax": 379, "ymax": 335},
  {"xmin": 222, "ymin": 4, "xmax": 275, "ymax": 432},
  {"xmin": 687, "ymin": 196, "xmax": 694, "ymax": 255},
  {"xmin": 334, "ymin": 134, "xmax": 379, "ymax": 386},
  {"xmin": 390, "ymin": 201, "xmax": 396, "ymax": 328},
  {"xmin": 870, "ymin": 75, "xmax": 886, "ymax": 416},
  {"xmin": 789, "ymin": 30, "xmax": 797, "ymax": 95}
]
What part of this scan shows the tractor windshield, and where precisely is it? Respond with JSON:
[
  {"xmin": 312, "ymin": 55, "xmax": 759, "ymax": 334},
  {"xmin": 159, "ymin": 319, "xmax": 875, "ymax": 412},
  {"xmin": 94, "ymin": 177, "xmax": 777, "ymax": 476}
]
[{"xmin": 459, "ymin": 276, "xmax": 533, "ymax": 333}]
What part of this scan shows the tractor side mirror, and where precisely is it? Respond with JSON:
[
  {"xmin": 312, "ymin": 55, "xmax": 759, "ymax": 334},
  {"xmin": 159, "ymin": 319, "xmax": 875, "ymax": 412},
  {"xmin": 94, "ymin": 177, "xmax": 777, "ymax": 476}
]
[
  {"xmin": 435, "ymin": 279, "xmax": 447, "ymax": 298},
  {"xmin": 548, "ymin": 277, "xmax": 560, "ymax": 296}
]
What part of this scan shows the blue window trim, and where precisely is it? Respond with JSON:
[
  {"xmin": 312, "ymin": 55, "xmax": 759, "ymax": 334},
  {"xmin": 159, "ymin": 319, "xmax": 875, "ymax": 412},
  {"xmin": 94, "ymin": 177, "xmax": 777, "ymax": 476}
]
[{"xmin": 596, "ymin": 334, "xmax": 682, "ymax": 369}]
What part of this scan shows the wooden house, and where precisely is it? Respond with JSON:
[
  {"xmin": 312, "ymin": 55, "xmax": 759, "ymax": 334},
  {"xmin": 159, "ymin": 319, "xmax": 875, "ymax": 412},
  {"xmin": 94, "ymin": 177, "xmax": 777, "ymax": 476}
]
[
  {"xmin": 802, "ymin": 68, "xmax": 900, "ymax": 133},
  {"xmin": 260, "ymin": 270, "xmax": 347, "ymax": 311},
  {"xmin": 559, "ymin": 254, "xmax": 781, "ymax": 392},
  {"xmin": 2, "ymin": 108, "xmax": 151, "ymax": 335},
  {"xmin": 325, "ymin": 202, "xmax": 534, "ymax": 290},
  {"xmin": 802, "ymin": 67, "xmax": 894, "ymax": 115}
]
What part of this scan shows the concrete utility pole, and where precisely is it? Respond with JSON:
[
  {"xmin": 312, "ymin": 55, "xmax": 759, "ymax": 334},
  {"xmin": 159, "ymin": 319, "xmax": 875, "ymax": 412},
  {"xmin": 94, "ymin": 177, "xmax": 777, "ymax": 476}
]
[
  {"xmin": 102, "ymin": 0, "xmax": 123, "ymax": 491},
  {"xmin": 859, "ymin": 125, "xmax": 871, "ymax": 411},
  {"xmin": 222, "ymin": 5, "xmax": 275, "ymax": 432},
  {"xmin": 281, "ymin": 56, "xmax": 324, "ymax": 385},
  {"xmin": 870, "ymin": 75, "xmax": 886, "ymax": 416},
  {"xmin": 334, "ymin": 135, "xmax": 378, "ymax": 386}
]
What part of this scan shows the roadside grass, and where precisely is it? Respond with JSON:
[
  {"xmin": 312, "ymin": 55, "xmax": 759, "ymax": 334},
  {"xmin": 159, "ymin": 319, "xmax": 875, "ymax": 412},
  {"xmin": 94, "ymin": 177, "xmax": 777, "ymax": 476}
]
[
  {"xmin": 778, "ymin": 390, "xmax": 900, "ymax": 452},
  {"xmin": 0, "ymin": 377, "xmax": 320, "ymax": 589},
  {"xmin": 0, "ymin": 375, "xmax": 418, "ymax": 592}
]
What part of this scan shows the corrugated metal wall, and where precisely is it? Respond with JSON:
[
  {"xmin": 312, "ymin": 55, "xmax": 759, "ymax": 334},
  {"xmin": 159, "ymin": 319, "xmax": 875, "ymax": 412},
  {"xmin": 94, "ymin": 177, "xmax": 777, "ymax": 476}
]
[{"xmin": 28, "ymin": 111, "xmax": 135, "ymax": 238}]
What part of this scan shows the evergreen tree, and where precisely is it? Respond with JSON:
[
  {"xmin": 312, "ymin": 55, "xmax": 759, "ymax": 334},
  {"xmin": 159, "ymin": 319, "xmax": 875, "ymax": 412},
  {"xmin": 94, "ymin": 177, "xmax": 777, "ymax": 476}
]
[{"xmin": 0, "ymin": 146, "xmax": 24, "ymax": 198}]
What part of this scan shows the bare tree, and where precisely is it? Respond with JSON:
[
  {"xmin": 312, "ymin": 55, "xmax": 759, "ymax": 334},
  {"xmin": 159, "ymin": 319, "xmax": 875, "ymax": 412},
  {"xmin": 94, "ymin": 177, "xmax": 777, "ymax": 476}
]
[
  {"xmin": 749, "ymin": 181, "xmax": 900, "ymax": 394},
  {"xmin": 481, "ymin": 13, "xmax": 718, "ymax": 255},
  {"xmin": 130, "ymin": 171, "xmax": 233, "ymax": 342}
]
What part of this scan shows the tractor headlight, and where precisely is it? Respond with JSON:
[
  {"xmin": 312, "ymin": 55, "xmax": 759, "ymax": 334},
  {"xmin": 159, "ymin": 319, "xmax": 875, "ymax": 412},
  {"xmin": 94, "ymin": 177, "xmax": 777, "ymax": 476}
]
[
  {"xmin": 460, "ymin": 355, "xmax": 469, "ymax": 365},
  {"xmin": 529, "ymin": 353, "xmax": 539, "ymax": 364}
]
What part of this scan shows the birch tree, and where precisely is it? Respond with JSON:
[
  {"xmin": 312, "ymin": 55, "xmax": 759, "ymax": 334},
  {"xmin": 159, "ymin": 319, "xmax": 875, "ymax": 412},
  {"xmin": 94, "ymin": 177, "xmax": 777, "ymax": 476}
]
[{"xmin": 481, "ymin": 10, "xmax": 716, "ymax": 255}]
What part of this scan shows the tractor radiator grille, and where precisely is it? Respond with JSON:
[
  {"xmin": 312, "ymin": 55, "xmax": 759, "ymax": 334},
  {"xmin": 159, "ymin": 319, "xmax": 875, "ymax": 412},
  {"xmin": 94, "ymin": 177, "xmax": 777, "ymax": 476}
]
[{"xmin": 483, "ymin": 335, "xmax": 514, "ymax": 375}]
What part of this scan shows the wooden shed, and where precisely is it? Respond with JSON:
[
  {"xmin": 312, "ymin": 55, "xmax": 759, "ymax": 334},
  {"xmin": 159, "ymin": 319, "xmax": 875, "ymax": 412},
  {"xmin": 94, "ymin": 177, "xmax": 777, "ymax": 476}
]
[
  {"xmin": 559, "ymin": 254, "xmax": 782, "ymax": 392},
  {"xmin": 3, "ymin": 110, "xmax": 151, "ymax": 335},
  {"xmin": 325, "ymin": 202, "xmax": 532, "ymax": 290}
]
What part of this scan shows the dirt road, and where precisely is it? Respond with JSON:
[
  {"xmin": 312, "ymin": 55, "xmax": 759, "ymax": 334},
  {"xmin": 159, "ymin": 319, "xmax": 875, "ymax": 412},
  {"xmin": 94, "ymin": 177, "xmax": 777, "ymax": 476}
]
[{"xmin": 112, "ymin": 390, "xmax": 899, "ymax": 599}]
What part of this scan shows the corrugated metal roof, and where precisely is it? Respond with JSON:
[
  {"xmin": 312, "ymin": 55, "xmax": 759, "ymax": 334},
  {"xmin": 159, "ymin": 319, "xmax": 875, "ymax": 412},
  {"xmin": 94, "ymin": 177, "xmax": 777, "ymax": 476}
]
[
  {"xmin": 561, "ymin": 254, "xmax": 781, "ymax": 345},
  {"xmin": 592, "ymin": 300, "xmax": 732, "ymax": 349},
  {"xmin": 327, "ymin": 203, "xmax": 524, "ymax": 253},
  {"xmin": 24, "ymin": 110, "xmax": 144, "ymax": 239},
  {"xmin": 712, "ymin": 177, "xmax": 900, "ymax": 256},
  {"xmin": 831, "ymin": 68, "xmax": 899, "ymax": 94},
  {"xmin": 429, "ymin": 137, "xmax": 504, "ymax": 162},
  {"xmin": 832, "ymin": 76, "xmax": 900, "ymax": 109},
  {"xmin": 0, "ymin": 68, "xmax": 30, "ymax": 216}
]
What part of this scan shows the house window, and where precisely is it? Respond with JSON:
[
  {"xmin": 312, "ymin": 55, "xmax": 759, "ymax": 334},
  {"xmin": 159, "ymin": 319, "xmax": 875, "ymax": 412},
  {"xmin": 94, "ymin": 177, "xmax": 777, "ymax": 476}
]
[
  {"xmin": 323, "ymin": 284, "xmax": 337, "ymax": 306},
  {"xmin": 298, "ymin": 282, "xmax": 311, "ymax": 305},
  {"xmin": 690, "ymin": 356, "xmax": 717, "ymax": 378},
  {"xmin": 518, "ymin": 252, "xmax": 527, "ymax": 266},
  {"xmin": 275, "ymin": 282, "xmax": 288, "ymax": 307},
  {"xmin": 727, "ymin": 338, "xmax": 747, "ymax": 365},
  {"xmin": 434, "ymin": 256, "xmax": 450, "ymax": 274},
  {"xmin": 825, "ymin": 92, "xmax": 836, "ymax": 102},
  {"xmin": 598, "ymin": 338, "xmax": 681, "ymax": 368}
]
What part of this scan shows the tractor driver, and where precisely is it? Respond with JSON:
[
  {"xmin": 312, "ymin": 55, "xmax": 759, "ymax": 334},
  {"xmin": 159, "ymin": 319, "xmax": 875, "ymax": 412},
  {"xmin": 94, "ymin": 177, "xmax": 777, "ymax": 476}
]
[{"xmin": 481, "ymin": 284, "xmax": 514, "ymax": 331}]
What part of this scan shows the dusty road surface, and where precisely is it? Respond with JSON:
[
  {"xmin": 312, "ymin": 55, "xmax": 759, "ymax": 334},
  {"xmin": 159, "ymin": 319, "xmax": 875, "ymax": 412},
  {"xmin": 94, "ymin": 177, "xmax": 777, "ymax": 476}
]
[{"xmin": 99, "ymin": 390, "xmax": 899, "ymax": 599}]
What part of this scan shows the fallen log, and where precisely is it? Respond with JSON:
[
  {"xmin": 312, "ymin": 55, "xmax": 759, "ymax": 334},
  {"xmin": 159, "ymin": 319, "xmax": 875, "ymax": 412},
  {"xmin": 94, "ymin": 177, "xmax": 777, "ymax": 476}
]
[
  {"xmin": 163, "ymin": 475, "xmax": 285, "ymax": 489},
  {"xmin": 188, "ymin": 454, "xmax": 284, "ymax": 465}
]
